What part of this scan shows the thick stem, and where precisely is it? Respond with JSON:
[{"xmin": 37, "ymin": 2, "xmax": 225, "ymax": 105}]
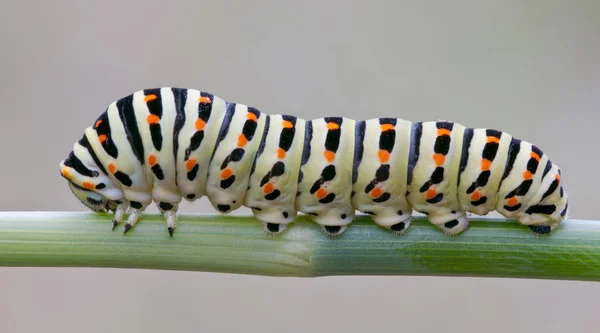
[{"xmin": 0, "ymin": 212, "xmax": 598, "ymax": 281}]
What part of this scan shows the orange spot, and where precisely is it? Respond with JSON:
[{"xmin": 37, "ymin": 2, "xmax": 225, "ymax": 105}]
[
  {"xmin": 94, "ymin": 120, "xmax": 102, "ymax": 128},
  {"xmin": 487, "ymin": 136, "xmax": 500, "ymax": 144},
  {"xmin": 523, "ymin": 171, "xmax": 533, "ymax": 180},
  {"xmin": 324, "ymin": 150, "xmax": 335, "ymax": 162},
  {"xmin": 185, "ymin": 159, "xmax": 197, "ymax": 172},
  {"xmin": 147, "ymin": 114, "xmax": 160, "ymax": 124},
  {"xmin": 98, "ymin": 134, "xmax": 107, "ymax": 143},
  {"xmin": 238, "ymin": 134, "xmax": 248, "ymax": 147},
  {"xmin": 221, "ymin": 168, "xmax": 233, "ymax": 179},
  {"xmin": 148, "ymin": 155, "xmax": 157, "ymax": 166},
  {"xmin": 506, "ymin": 197, "xmax": 519, "ymax": 207},
  {"xmin": 481, "ymin": 159, "xmax": 492, "ymax": 171},
  {"xmin": 247, "ymin": 112, "xmax": 258, "ymax": 122},
  {"xmin": 380, "ymin": 124, "xmax": 395, "ymax": 132},
  {"xmin": 327, "ymin": 122, "xmax": 339, "ymax": 130},
  {"xmin": 82, "ymin": 181, "xmax": 95, "ymax": 190},
  {"xmin": 530, "ymin": 152, "xmax": 541, "ymax": 161},
  {"xmin": 378, "ymin": 150, "xmax": 390, "ymax": 163},
  {"xmin": 277, "ymin": 148, "xmax": 286, "ymax": 159},
  {"xmin": 437, "ymin": 128, "xmax": 451, "ymax": 136},
  {"xmin": 282, "ymin": 120, "xmax": 293, "ymax": 128},
  {"xmin": 425, "ymin": 188, "xmax": 438, "ymax": 199},
  {"xmin": 316, "ymin": 188, "xmax": 328, "ymax": 199},
  {"xmin": 371, "ymin": 186, "xmax": 383, "ymax": 198},
  {"xmin": 470, "ymin": 189, "xmax": 481, "ymax": 201},
  {"xmin": 199, "ymin": 96, "xmax": 212, "ymax": 104},
  {"xmin": 108, "ymin": 163, "xmax": 117, "ymax": 174},
  {"xmin": 195, "ymin": 119, "xmax": 206, "ymax": 131},
  {"xmin": 144, "ymin": 94, "xmax": 157, "ymax": 102},
  {"xmin": 263, "ymin": 182, "xmax": 274, "ymax": 194},
  {"xmin": 555, "ymin": 174, "xmax": 561, "ymax": 183},
  {"xmin": 433, "ymin": 153, "xmax": 445, "ymax": 166},
  {"xmin": 61, "ymin": 168, "xmax": 73, "ymax": 179}
]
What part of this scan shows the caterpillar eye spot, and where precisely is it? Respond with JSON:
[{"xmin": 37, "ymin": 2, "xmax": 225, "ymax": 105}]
[{"xmin": 60, "ymin": 87, "xmax": 568, "ymax": 237}]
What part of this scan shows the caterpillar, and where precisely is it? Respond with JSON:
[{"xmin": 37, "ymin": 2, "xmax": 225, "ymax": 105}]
[{"xmin": 59, "ymin": 87, "xmax": 569, "ymax": 237}]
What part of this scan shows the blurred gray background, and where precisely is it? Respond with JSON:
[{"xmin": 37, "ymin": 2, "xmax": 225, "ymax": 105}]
[{"xmin": 1, "ymin": 0, "xmax": 599, "ymax": 332}]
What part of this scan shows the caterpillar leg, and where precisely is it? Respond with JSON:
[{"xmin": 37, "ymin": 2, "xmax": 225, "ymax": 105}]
[
  {"xmin": 429, "ymin": 212, "xmax": 469, "ymax": 235},
  {"xmin": 251, "ymin": 207, "xmax": 296, "ymax": 235},
  {"xmin": 261, "ymin": 221, "xmax": 288, "ymax": 234},
  {"xmin": 321, "ymin": 224, "xmax": 347, "ymax": 238},
  {"xmin": 374, "ymin": 212, "xmax": 413, "ymax": 234},
  {"xmin": 123, "ymin": 202, "xmax": 147, "ymax": 234},
  {"xmin": 157, "ymin": 202, "xmax": 179, "ymax": 237},
  {"xmin": 111, "ymin": 200, "xmax": 129, "ymax": 230},
  {"xmin": 121, "ymin": 195, "xmax": 152, "ymax": 234}
]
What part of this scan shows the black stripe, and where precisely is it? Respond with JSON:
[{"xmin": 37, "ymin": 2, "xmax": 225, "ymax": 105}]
[
  {"xmin": 210, "ymin": 102, "xmax": 236, "ymax": 161},
  {"xmin": 504, "ymin": 203, "xmax": 522, "ymax": 211},
  {"xmin": 250, "ymin": 115, "xmax": 270, "ymax": 176},
  {"xmin": 63, "ymin": 151, "xmax": 96, "ymax": 177},
  {"xmin": 151, "ymin": 164, "xmax": 165, "ymax": 180},
  {"xmin": 485, "ymin": 129, "xmax": 502, "ymax": 138},
  {"xmin": 187, "ymin": 164, "xmax": 199, "ymax": 181},
  {"xmin": 525, "ymin": 204, "xmax": 556, "ymax": 215},
  {"xmin": 324, "ymin": 117, "xmax": 342, "ymax": 153},
  {"xmin": 501, "ymin": 138, "xmax": 521, "ymax": 181},
  {"xmin": 560, "ymin": 202, "xmax": 568, "ymax": 216},
  {"xmin": 407, "ymin": 122, "xmax": 422, "ymax": 185},
  {"xmin": 319, "ymin": 193, "xmax": 336, "ymax": 204},
  {"xmin": 436, "ymin": 121, "xmax": 454, "ymax": 130},
  {"xmin": 373, "ymin": 192, "xmax": 391, "ymax": 203},
  {"xmin": 542, "ymin": 160, "xmax": 553, "ymax": 179},
  {"xmin": 172, "ymin": 88, "xmax": 187, "ymax": 161},
  {"xmin": 279, "ymin": 115, "xmax": 296, "ymax": 151},
  {"xmin": 95, "ymin": 111, "xmax": 118, "ymax": 159},
  {"xmin": 114, "ymin": 171, "xmax": 132, "ymax": 187},
  {"xmin": 458, "ymin": 128, "xmax": 473, "ymax": 185},
  {"xmin": 117, "ymin": 94, "xmax": 145, "ymax": 164},
  {"xmin": 188, "ymin": 130, "xmax": 205, "ymax": 152},
  {"xmin": 78, "ymin": 134, "xmax": 107, "ymax": 175},
  {"xmin": 426, "ymin": 193, "xmax": 444, "ymax": 204},
  {"xmin": 541, "ymin": 179, "xmax": 559, "ymax": 201},
  {"xmin": 143, "ymin": 88, "xmax": 163, "ymax": 118},
  {"xmin": 221, "ymin": 176, "xmax": 235, "ymax": 189},
  {"xmin": 379, "ymin": 118, "xmax": 397, "ymax": 126},
  {"xmin": 265, "ymin": 190, "xmax": 281, "ymax": 201},
  {"xmin": 149, "ymin": 123, "xmax": 163, "ymax": 151},
  {"xmin": 471, "ymin": 196, "xmax": 488, "ymax": 206},
  {"xmin": 531, "ymin": 145, "xmax": 544, "ymax": 159},
  {"xmin": 352, "ymin": 121, "xmax": 366, "ymax": 184},
  {"xmin": 301, "ymin": 121, "xmax": 313, "ymax": 165}
]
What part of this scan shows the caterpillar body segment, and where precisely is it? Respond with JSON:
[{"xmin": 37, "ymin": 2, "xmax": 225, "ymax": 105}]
[
  {"xmin": 205, "ymin": 102, "xmax": 268, "ymax": 214},
  {"xmin": 59, "ymin": 87, "xmax": 569, "ymax": 237},
  {"xmin": 407, "ymin": 121, "xmax": 468, "ymax": 234},
  {"xmin": 243, "ymin": 115, "xmax": 306, "ymax": 233},
  {"xmin": 296, "ymin": 117, "xmax": 356, "ymax": 236},
  {"xmin": 351, "ymin": 118, "xmax": 414, "ymax": 232}
]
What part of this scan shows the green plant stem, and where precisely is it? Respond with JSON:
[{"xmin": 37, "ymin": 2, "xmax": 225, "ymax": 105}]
[{"xmin": 0, "ymin": 212, "xmax": 598, "ymax": 281}]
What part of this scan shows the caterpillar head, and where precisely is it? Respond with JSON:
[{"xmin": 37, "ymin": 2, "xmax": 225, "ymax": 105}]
[
  {"xmin": 59, "ymin": 144, "xmax": 121, "ymax": 213},
  {"xmin": 67, "ymin": 181, "xmax": 114, "ymax": 212}
]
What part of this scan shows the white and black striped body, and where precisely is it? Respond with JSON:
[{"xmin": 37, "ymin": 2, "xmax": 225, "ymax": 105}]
[{"xmin": 59, "ymin": 87, "xmax": 569, "ymax": 237}]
